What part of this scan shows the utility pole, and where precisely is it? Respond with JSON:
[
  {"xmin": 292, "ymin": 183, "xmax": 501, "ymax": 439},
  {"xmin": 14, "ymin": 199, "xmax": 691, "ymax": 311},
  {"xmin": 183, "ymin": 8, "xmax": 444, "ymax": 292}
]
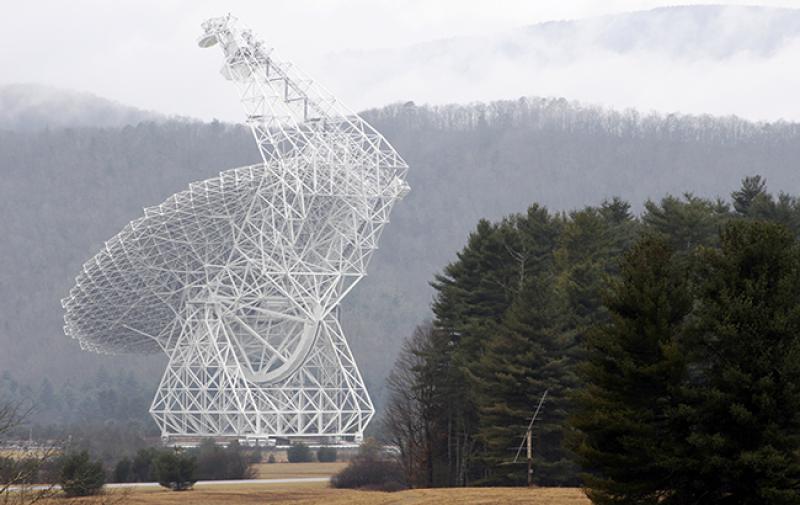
[
  {"xmin": 526, "ymin": 425, "xmax": 533, "ymax": 487},
  {"xmin": 514, "ymin": 389, "xmax": 548, "ymax": 487}
]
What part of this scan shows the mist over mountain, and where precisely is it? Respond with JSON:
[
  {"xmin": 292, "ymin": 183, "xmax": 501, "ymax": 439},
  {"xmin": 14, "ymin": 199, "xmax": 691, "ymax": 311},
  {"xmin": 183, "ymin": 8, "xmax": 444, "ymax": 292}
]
[
  {"xmin": 3, "ymin": 88, "xmax": 800, "ymax": 416},
  {"xmin": 319, "ymin": 5, "xmax": 800, "ymax": 121},
  {"xmin": 0, "ymin": 84, "xmax": 162, "ymax": 131},
  {"xmin": 519, "ymin": 4, "xmax": 800, "ymax": 58}
]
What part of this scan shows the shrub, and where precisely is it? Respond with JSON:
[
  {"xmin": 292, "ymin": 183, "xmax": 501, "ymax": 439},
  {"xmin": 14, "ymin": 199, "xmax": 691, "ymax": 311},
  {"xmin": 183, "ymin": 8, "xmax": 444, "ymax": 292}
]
[
  {"xmin": 153, "ymin": 451, "xmax": 196, "ymax": 491},
  {"xmin": 0, "ymin": 456, "xmax": 40, "ymax": 485},
  {"xmin": 112, "ymin": 457, "xmax": 131, "ymax": 483},
  {"xmin": 0, "ymin": 456, "xmax": 15, "ymax": 484},
  {"xmin": 130, "ymin": 447, "xmax": 159, "ymax": 482},
  {"xmin": 331, "ymin": 439, "xmax": 406, "ymax": 491},
  {"xmin": 37, "ymin": 454, "xmax": 63, "ymax": 485},
  {"xmin": 192, "ymin": 439, "xmax": 253, "ymax": 480},
  {"xmin": 317, "ymin": 447, "xmax": 337, "ymax": 463},
  {"xmin": 287, "ymin": 443, "xmax": 312, "ymax": 463},
  {"xmin": 59, "ymin": 451, "xmax": 106, "ymax": 497}
]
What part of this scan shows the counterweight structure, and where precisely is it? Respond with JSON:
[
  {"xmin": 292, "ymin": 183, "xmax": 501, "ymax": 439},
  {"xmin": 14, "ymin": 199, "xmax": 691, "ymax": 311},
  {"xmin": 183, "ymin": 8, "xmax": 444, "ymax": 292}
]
[{"xmin": 62, "ymin": 15, "xmax": 409, "ymax": 443}]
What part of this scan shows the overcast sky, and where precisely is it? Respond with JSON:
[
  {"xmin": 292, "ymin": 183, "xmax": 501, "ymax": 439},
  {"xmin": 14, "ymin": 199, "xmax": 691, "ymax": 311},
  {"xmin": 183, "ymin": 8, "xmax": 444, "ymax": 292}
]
[{"xmin": 2, "ymin": 1, "xmax": 800, "ymax": 122}]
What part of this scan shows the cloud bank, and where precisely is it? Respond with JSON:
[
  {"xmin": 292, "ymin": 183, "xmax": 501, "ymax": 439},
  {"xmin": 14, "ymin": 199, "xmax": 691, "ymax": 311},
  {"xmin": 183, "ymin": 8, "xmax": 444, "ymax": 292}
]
[{"xmin": 314, "ymin": 5, "xmax": 800, "ymax": 122}]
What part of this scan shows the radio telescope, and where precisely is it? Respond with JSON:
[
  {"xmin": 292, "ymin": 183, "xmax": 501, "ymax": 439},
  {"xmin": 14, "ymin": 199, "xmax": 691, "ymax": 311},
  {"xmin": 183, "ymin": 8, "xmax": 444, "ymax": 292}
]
[{"xmin": 62, "ymin": 15, "xmax": 410, "ymax": 444}]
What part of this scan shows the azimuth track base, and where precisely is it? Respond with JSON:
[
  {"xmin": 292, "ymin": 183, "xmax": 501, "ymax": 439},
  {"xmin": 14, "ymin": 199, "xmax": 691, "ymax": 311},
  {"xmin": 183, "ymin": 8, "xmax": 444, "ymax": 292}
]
[{"xmin": 150, "ymin": 308, "xmax": 374, "ymax": 441}]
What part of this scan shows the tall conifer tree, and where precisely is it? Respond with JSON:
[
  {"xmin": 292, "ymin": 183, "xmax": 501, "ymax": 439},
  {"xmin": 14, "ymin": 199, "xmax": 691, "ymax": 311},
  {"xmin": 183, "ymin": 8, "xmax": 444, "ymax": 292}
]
[
  {"xmin": 573, "ymin": 236, "xmax": 690, "ymax": 504},
  {"xmin": 676, "ymin": 221, "xmax": 800, "ymax": 504},
  {"xmin": 474, "ymin": 268, "xmax": 578, "ymax": 485}
]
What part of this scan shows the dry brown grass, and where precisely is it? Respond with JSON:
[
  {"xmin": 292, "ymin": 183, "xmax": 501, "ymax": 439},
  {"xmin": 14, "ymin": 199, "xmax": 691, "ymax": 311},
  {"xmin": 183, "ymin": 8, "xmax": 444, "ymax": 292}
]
[
  {"xmin": 0, "ymin": 447, "xmax": 58, "ymax": 459},
  {"xmin": 38, "ymin": 483, "xmax": 590, "ymax": 505},
  {"xmin": 251, "ymin": 462, "xmax": 347, "ymax": 479}
]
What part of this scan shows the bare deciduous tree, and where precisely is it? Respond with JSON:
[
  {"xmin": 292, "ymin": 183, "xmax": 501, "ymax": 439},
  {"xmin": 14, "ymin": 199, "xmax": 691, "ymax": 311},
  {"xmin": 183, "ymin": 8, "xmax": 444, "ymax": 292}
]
[
  {"xmin": 0, "ymin": 399, "xmax": 57, "ymax": 505},
  {"xmin": 382, "ymin": 322, "xmax": 436, "ymax": 487}
]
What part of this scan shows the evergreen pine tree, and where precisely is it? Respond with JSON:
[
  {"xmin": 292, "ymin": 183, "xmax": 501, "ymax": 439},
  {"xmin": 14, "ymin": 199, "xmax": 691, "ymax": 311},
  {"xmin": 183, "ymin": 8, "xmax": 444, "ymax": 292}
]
[
  {"xmin": 429, "ymin": 219, "xmax": 511, "ymax": 484},
  {"xmin": 572, "ymin": 236, "xmax": 691, "ymax": 505},
  {"xmin": 642, "ymin": 194, "xmax": 729, "ymax": 251},
  {"xmin": 475, "ymin": 268, "xmax": 578, "ymax": 485},
  {"xmin": 675, "ymin": 221, "xmax": 800, "ymax": 504},
  {"xmin": 732, "ymin": 175, "xmax": 767, "ymax": 215},
  {"xmin": 431, "ymin": 212, "xmax": 557, "ymax": 484}
]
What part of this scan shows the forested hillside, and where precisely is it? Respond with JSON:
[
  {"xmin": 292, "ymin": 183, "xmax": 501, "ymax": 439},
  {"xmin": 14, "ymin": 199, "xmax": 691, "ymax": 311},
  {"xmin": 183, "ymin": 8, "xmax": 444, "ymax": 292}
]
[{"xmin": 3, "ymin": 96, "xmax": 800, "ymax": 422}]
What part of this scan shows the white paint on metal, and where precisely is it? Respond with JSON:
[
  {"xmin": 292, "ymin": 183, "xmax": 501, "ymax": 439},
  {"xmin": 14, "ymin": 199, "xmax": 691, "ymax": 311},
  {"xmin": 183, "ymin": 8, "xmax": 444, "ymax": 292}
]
[{"xmin": 62, "ymin": 14, "xmax": 409, "ymax": 442}]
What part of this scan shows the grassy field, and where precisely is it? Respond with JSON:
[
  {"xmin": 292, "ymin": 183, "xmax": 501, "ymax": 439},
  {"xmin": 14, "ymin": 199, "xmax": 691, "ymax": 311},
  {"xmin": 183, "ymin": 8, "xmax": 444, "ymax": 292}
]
[
  {"xmin": 22, "ymin": 461, "xmax": 590, "ymax": 504},
  {"xmin": 41, "ymin": 483, "xmax": 591, "ymax": 504},
  {"xmin": 251, "ymin": 461, "xmax": 347, "ymax": 479}
]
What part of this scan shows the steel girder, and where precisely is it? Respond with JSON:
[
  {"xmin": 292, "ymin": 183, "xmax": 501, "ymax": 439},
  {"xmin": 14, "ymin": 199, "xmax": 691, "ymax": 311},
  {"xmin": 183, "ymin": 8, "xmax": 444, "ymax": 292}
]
[{"xmin": 62, "ymin": 15, "xmax": 409, "ymax": 442}]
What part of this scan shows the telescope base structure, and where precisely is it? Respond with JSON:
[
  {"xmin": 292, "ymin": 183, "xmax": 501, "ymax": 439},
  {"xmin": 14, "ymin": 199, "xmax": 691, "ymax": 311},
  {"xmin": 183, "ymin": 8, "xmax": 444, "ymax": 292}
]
[{"xmin": 149, "ymin": 308, "xmax": 374, "ymax": 442}]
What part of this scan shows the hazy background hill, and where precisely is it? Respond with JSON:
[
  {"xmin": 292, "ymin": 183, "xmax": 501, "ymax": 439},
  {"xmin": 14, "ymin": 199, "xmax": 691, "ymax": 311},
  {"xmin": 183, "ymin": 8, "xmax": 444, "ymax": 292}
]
[
  {"xmin": 0, "ymin": 84, "xmax": 161, "ymax": 131},
  {"xmin": 3, "ymin": 91, "xmax": 800, "ymax": 419}
]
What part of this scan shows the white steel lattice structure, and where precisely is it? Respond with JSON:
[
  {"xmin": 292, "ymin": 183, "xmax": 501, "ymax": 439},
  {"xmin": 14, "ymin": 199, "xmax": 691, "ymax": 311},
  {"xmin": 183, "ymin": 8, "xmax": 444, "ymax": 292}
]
[{"xmin": 61, "ymin": 14, "xmax": 410, "ymax": 443}]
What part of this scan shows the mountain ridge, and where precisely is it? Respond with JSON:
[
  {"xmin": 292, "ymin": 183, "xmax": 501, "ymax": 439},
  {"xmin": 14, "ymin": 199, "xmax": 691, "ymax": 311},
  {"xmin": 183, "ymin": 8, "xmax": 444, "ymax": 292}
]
[{"xmin": 0, "ymin": 83, "xmax": 164, "ymax": 131}]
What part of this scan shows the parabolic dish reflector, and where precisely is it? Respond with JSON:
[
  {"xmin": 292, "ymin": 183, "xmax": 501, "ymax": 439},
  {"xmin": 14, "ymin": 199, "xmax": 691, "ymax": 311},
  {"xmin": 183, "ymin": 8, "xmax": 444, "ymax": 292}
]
[{"xmin": 62, "ymin": 14, "xmax": 409, "ymax": 442}]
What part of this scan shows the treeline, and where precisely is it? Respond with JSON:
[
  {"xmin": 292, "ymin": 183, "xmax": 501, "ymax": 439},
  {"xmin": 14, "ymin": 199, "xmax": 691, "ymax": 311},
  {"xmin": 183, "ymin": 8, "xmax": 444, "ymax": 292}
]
[
  {"xmin": 0, "ymin": 368, "xmax": 154, "ymax": 428},
  {"xmin": 364, "ymin": 97, "xmax": 800, "ymax": 144},
  {"xmin": 111, "ymin": 439, "xmax": 256, "ymax": 483},
  {"xmin": 573, "ymin": 220, "xmax": 800, "ymax": 503},
  {"xmin": 384, "ymin": 176, "xmax": 800, "ymax": 497},
  {"xmin": 0, "ymin": 368, "xmax": 158, "ymax": 467},
  {"xmin": 0, "ymin": 439, "xmax": 256, "ymax": 488}
]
